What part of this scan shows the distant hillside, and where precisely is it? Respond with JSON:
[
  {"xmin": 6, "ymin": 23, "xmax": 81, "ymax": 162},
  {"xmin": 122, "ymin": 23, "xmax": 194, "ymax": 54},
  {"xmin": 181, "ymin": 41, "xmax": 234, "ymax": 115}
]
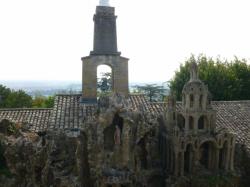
[{"xmin": 0, "ymin": 80, "xmax": 167, "ymax": 97}]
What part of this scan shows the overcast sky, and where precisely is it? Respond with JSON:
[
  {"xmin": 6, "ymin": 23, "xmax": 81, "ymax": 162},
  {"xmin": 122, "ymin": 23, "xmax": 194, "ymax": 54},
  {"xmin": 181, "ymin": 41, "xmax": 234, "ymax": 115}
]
[{"xmin": 0, "ymin": 0, "xmax": 250, "ymax": 83}]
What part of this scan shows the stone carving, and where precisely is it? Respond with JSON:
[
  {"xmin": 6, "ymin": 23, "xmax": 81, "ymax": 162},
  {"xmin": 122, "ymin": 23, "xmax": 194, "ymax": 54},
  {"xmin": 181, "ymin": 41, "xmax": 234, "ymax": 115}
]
[
  {"xmin": 114, "ymin": 125, "xmax": 121, "ymax": 145},
  {"xmin": 190, "ymin": 61, "xmax": 199, "ymax": 80}
]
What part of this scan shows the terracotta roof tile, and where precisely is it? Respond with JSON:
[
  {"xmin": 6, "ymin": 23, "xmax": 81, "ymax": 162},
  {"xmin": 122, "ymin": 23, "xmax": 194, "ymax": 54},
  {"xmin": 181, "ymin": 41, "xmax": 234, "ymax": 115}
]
[
  {"xmin": 0, "ymin": 108, "xmax": 52, "ymax": 132},
  {"xmin": 48, "ymin": 94, "xmax": 97, "ymax": 130}
]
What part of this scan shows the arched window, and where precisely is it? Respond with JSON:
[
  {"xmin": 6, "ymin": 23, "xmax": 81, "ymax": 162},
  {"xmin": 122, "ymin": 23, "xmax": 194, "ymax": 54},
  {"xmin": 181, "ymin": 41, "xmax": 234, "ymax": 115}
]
[
  {"xmin": 190, "ymin": 94, "xmax": 194, "ymax": 108},
  {"xmin": 189, "ymin": 116, "xmax": 194, "ymax": 130},
  {"xmin": 199, "ymin": 141, "xmax": 216, "ymax": 169},
  {"xmin": 97, "ymin": 65, "xmax": 113, "ymax": 95},
  {"xmin": 198, "ymin": 115, "xmax": 207, "ymax": 130},
  {"xmin": 199, "ymin": 95, "xmax": 203, "ymax": 108},
  {"xmin": 177, "ymin": 114, "xmax": 185, "ymax": 131}
]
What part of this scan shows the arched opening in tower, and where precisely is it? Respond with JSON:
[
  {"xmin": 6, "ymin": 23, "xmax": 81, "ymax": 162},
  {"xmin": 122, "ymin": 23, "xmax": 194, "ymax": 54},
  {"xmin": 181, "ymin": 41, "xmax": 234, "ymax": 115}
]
[
  {"xmin": 97, "ymin": 65, "xmax": 113, "ymax": 96},
  {"xmin": 184, "ymin": 144, "xmax": 194, "ymax": 173}
]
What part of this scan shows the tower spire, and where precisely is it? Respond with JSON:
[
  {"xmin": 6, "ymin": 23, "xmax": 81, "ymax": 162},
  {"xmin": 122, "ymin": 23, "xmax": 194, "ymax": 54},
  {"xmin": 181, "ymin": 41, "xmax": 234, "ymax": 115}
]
[
  {"xmin": 190, "ymin": 62, "xmax": 199, "ymax": 81},
  {"xmin": 90, "ymin": 2, "xmax": 120, "ymax": 55}
]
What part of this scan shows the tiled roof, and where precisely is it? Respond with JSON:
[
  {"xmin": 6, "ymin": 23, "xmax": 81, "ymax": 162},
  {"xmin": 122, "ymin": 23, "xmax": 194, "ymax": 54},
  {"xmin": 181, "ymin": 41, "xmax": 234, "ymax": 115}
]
[
  {"xmin": 48, "ymin": 94, "xmax": 97, "ymax": 130},
  {"xmin": 0, "ymin": 94, "xmax": 249, "ymax": 152},
  {"xmin": 129, "ymin": 94, "xmax": 166, "ymax": 115},
  {"xmin": 0, "ymin": 108, "xmax": 52, "ymax": 132},
  {"xmin": 212, "ymin": 101, "xmax": 250, "ymax": 152}
]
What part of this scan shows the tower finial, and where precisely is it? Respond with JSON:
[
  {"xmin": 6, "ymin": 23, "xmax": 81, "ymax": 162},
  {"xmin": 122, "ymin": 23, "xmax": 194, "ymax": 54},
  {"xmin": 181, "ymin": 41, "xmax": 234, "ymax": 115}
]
[
  {"xmin": 99, "ymin": 0, "xmax": 110, "ymax": 6},
  {"xmin": 190, "ymin": 62, "xmax": 198, "ymax": 81}
]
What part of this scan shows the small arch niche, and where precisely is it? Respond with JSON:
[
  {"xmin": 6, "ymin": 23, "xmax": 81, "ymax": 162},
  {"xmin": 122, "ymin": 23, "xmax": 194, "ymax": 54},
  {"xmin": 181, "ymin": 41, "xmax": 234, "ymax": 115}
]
[
  {"xmin": 190, "ymin": 94, "xmax": 194, "ymax": 108},
  {"xmin": 103, "ymin": 113, "xmax": 124, "ymax": 151},
  {"xmin": 177, "ymin": 114, "xmax": 185, "ymax": 131},
  {"xmin": 189, "ymin": 116, "xmax": 194, "ymax": 130},
  {"xmin": 97, "ymin": 65, "xmax": 113, "ymax": 95},
  {"xmin": 198, "ymin": 115, "xmax": 207, "ymax": 130}
]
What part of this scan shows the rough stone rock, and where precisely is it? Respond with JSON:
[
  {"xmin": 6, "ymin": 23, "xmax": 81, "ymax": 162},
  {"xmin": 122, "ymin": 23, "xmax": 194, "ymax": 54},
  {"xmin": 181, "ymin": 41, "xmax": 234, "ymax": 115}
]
[{"xmin": 0, "ymin": 120, "xmax": 91, "ymax": 187}]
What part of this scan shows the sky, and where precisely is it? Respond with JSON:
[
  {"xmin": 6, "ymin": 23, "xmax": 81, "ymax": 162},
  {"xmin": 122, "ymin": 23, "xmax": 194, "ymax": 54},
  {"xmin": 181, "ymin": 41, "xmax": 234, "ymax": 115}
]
[{"xmin": 0, "ymin": 0, "xmax": 250, "ymax": 83}]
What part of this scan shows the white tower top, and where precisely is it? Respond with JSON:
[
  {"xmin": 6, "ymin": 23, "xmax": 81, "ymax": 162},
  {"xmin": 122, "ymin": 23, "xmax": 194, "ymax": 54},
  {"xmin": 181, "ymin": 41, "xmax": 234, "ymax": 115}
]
[{"xmin": 99, "ymin": 0, "xmax": 110, "ymax": 6}]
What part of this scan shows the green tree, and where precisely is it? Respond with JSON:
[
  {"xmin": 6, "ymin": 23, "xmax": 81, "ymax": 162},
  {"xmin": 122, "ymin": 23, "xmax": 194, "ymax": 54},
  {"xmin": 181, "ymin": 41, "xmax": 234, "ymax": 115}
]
[
  {"xmin": 133, "ymin": 84, "xmax": 167, "ymax": 102},
  {"xmin": 5, "ymin": 90, "xmax": 32, "ymax": 108},
  {"xmin": 32, "ymin": 96, "xmax": 55, "ymax": 108},
  {"xmin": 44, "ymin": 96, "xmax": 55, "ymax": 108},
  {"xmin": 0, "ymin": 85, "xmax": 11, "ymax": 108},
  {"xmin": 169, "ymin": 55, "xmax": 250, "ymax": 101},
  {"xmin": 97, "ymin": 72, "xmax": 112, "ymax": 93},
  {"xmin": 0, "ymin": 84, "xmax": 55, "ymax": 108}
]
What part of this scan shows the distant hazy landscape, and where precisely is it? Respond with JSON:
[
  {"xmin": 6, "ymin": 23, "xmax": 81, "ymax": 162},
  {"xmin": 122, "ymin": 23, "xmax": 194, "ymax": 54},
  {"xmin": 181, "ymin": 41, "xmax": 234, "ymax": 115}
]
[
  {"xmin": 0, "ymin": 80, "xmax": 82, "ymax": 97},
  {"xmin": 0, "ymin": 80, "xmax": 165, "ymax": 97}
]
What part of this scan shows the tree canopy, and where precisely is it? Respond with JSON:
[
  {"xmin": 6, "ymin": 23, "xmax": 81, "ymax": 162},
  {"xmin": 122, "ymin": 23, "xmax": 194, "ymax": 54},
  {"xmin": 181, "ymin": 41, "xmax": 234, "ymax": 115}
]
[
  {"xmin": 169, "ymin": 55, "xmax": 250, "ymax": 101},
  {"xmin": 97, "ymin": 72, "xmax": 112, "ymax": 94},
  {"xmin": 0, "ymin": 85, "xmax": 55, "ymax": 108},
  {"xmin": 0, "ymin": 85, "xmax": 32, "ymax": 108},
  {"xmin": 133, "ymin": 84, "xmax": 168, "ymax": 102}
]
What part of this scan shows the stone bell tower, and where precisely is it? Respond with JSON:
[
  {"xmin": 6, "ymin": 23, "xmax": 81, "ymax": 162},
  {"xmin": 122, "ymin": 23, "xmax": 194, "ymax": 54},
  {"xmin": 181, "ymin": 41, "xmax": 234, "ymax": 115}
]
[{"xmin": 82, "ymin": 1, "xmax": 129, "ymax": 103}]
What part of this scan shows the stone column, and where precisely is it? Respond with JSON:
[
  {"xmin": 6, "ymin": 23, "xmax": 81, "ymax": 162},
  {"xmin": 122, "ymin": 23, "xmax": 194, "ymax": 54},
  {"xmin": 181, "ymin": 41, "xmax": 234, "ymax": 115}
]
[
  {"xmin": 180, "ymin": 152, "xmax": 184, "ymax": 176},
  {"xmin": 194, "ymin": 116, "xmax": 198, "ymax": 135},
  {"xmin": 170, "ymin": 148, "xmax": 174, "ymax": 173},
  {"xmin": 174, "ymin": 152, "xmax": 179, "ymax": 176},
  {"xmin": 167, "ymin": 143, "xmax": 171, "ymax": 171},
  {"xmin": 185, "ymin": 116, "xmax": 189, "ymax": 132},
  {"xmin": 215, "ymin": 148, "xmax": 220, "ymax": 170},
  {"xmin": 225, "ymin": 144, "xmax": 230, "ymax": 171},
  {"xmin": 230, "ymin": 147, "xmax": 235, "ymax": 171},
  {"xmin": 189, "ymin": 150, "xmax": 193, "ymax": 173}
]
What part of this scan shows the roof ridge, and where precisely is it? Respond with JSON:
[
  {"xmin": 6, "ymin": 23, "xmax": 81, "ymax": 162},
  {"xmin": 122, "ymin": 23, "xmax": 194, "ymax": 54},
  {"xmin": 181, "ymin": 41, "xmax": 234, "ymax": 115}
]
[
  {"xmin": 0, "ymin": 108, "xmax": 53, "ymax": 111},
  {"xmin": 176, "ymin": 100, "xmax": 250, "ymax": 103},
  {"xmin": 129, "ymin": 93, "xmax": 146, "ymax": 96},
  {"xmin": 212, "ymin": 100, "xmax": 250, "ymax": 103},
  {"xmin": 55, "ymin": 94, "xmax": 82, "ymax": 96}
]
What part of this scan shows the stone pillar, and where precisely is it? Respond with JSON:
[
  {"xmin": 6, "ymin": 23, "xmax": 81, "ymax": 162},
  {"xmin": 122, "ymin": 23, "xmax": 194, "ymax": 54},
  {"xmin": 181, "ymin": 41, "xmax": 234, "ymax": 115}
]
[
  {"xmin": 170, "ymin": 148, "xmax": 174, "ymax": 173},
  {"xmin": 194, "ymin": 116, "xmax": 198, "ymax": 135},
  {"xmin": 225, "ymin": 144, "xmax": 230, "ymax": 171},
  {"xmin": 189, "ymin": 150, "xmax": 193, "ymax": 173},
  {"xmin": 122, "ymin": 124, "xmax": 130, "ymax": 167},
  {"xmin": 194, "ymin": 94, "xmax": 199, "ymax": 109},
  {"xmin": 166, "ymin": 142, "xmax": 170, "ymax": 170},
  {"xmin": 185, "ymin": 116, "xmax": 189, "ymax": 132},
  {"xmin": 180, "ymin": 152, "xmax": 184, "ymax": 176},
  {"xmin": 174, "ymin": 152, "xmax": 179, "ymax": 176},
  {"xmin": 215, "ymin": 148, "xmax": 220, "ymax": 170},
  {"xmin": 230, "ymin": 147, "xmax": 235, "ymax": 171}
]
